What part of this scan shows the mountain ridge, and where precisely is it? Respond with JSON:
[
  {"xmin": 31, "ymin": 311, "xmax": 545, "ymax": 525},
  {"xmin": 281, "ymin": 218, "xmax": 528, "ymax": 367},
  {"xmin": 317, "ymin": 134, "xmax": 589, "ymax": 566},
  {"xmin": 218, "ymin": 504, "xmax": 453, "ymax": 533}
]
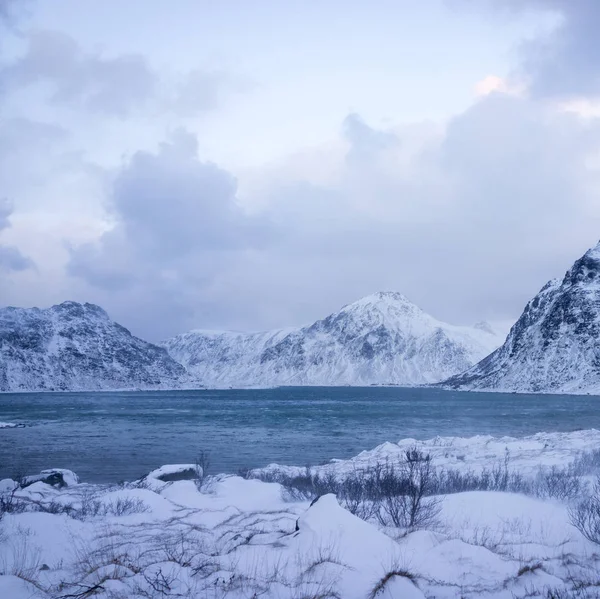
[
  {"xmin": 163, "ymin": 291, "xmax": 503, "ymax": 387},
  {"xmin": 0, "ymin": 301, "xmax": 186, "ymax": 392},
  {"xmin": 443, "ymin": 241, "xmax": 600, "ymax": 394}
]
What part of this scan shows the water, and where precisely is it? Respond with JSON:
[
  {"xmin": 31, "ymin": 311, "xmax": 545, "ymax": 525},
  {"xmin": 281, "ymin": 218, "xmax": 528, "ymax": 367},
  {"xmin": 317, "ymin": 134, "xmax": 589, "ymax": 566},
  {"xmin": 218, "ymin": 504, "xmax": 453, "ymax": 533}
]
[{"xmin": 0, "ymin": 387, "xmax": 598, "ymax": 483}]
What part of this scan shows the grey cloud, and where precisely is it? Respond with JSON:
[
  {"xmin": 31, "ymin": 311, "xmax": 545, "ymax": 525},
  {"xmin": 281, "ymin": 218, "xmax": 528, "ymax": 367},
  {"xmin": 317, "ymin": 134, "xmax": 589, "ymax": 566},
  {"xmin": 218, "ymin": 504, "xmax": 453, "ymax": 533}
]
[
  {"xmin": 0, "ymin": 197, "xmax": 11, "ymax": 230},
  {"xmin": 1, "ymin": 29, "xmax": 246, "ymax": 118},
  {"xmin": 170, "ymin": 69, "xmax": 229, "ymax": 117},
  {"xmin": 0, "ymin": 245, "xmax": 34, "ymax": 271},
  {"xmin": 0, "ymin": 198, "xmax": 34, "ymax": 272},
  {"xmin": 0, "ymin": 0, "xmax": 27, "ymax": 25},
  {"xmin": 248, "ymin": 95, "xmax": 600, "ymax": 331},
  {"xmin": 343, "ymin": 113, "xmax": 399, "ymax": 166},
  {"xmin": 67, "ymin": 129, "xmax": 274, "ymax": 339},
  {"xmin": 2, "ymin": 30, "xmax": 156, "ymax": 116},
  {"xmin": 70, "ymin": 96, "xmax": 600, "ymax": 339},
  {"xmin": 110, "ymin": 129, "xmax": 272, "ymax": 258},
  {"xmin": 478, "ymin": 0, "xmax": 600, "ymax": 98},
  {"xmin": 0, "ymin": 0, "xmax": 15, "ymax": 22}
]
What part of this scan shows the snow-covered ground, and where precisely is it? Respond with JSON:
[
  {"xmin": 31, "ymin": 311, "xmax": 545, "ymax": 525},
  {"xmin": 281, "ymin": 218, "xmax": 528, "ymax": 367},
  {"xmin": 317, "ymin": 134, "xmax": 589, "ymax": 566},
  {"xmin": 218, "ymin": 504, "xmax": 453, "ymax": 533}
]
[
  {"xmin": 2, "ymin": 430, "xmax": 600, "ymax": 599},
  {"xmin": 256, "ymin": 429, "xmax": 600, "ymax": 478}
]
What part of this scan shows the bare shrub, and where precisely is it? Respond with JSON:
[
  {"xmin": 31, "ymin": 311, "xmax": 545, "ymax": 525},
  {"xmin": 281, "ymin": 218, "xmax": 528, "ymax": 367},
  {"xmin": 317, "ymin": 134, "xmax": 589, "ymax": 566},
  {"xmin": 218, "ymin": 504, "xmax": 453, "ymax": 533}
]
[
  {"xmin": 534, "ymin": 465, "xmax": 582, "ymax": 501},
  {"xmin": 368, "ymin": 569, "xmax": 418, "ymax": 599},
  {"xmin": 571, "ymin": 449, "xmax": 600, "ymax": 476},
  {"xmin": 376, "ymin": 449, "xmax": 442, "ymax": 532},
  {"xmin": 336, "ymin": 470, "xmax": 379, "ymax": 521},
  {"xmin": 569, "ymin": 477, "xmax": 600, "ymax": 544},
  {"xmin": 0, "ymin": 486, "xmax": 27, "ymax": 519},
  {"xmin": 517, "ymin": 561, "xmax": 544, "ymax": 577},
  {"xmin": 65, "ymin": 491, "xmax": 149, "ymax": 521},
  {"xmin": 433, "ymin": 460, "xmax": 531, "ymax": 496},
  {"xmin": 0, "ymin": 525, "xmax": 42, "ymax": 587},
  {"xmin": 195, "ymin": 450, "xmax": 211, "ymax": 491}
]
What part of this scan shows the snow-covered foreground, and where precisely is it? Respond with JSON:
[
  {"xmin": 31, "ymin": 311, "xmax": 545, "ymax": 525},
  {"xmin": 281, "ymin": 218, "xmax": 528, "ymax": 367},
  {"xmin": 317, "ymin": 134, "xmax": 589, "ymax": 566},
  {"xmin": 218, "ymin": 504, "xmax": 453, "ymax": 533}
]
[{"xmin": 2, "ymin": 431, "xmax": 600, "ymax": 599}]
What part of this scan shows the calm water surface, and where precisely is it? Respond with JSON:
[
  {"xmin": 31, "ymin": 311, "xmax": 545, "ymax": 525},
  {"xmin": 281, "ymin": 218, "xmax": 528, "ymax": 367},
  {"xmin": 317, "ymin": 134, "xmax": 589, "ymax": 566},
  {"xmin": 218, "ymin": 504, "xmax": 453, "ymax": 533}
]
[{"xmin": 0, "ymin": 387, "xmax": 598, "ymax": 482}]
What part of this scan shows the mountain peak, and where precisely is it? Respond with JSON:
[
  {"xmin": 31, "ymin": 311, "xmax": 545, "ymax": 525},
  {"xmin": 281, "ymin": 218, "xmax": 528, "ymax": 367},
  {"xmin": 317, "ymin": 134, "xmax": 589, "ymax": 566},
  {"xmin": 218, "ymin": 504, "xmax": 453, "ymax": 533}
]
[
  {"xmin": 563, "ymin": 242, "xmax": 600, "ymax": 288},
  {"xmin": 343, "ymin": 291, "xmax": 419, "ymax": 311},
  {"xmin": 444, "ymin": 239, "xmax": 600, "ymax": 394},
  {"xmin": 587, "ymin": 240, "xmax": 600, "ymax": 260},
  {"xmin": 165, "ymin": 291, "xmax": 502, "ymax": 387},
  {"xmin": 362, "ymin": 291, "xmax": 413, "ymax": 303},
  {"xmin": 0, "ymin": 302, "xmax": 184, "ymax": 392},
  {"xmin": 50, "ymin": 301, "xmax": 109, "ymax": 320}
]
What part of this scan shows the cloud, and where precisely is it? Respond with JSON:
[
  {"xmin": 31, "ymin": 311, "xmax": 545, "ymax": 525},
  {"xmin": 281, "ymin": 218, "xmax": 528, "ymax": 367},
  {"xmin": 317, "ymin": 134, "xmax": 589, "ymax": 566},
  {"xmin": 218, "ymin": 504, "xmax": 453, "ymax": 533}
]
[
  {"xmin": 2, "ymin": 30, "xmax": 156, "ymax": 116},
  {"xmin": 342, "ymin": 113, "xmax": 400, "ymax": 167},
  {"xmin": 0, "ymin": 0, "xmax": 26, "ymax": 25},
  {"xmin": 0, "ymin": 198, "xmax": 34, "ymax": 272},
  {"xmin": 4, "ymin": 2, "xmax": 600, "ymax": 341},
  {"xmin": 1, "ymin": 29, "xmax": 245, "ymax": 118},
  {"xmin": 480, "ymin": 1, "xmax": 600, "ymax": 99},
  {"xmin": 233, "ymin": 93, "xmax": 600, "ymax": 333},
  {"xmin": 58, "ymin": 91, "xmax": 600, "ymax": 340},
  {"xmin": 67, "ymin": 129, "xmax": 274, "ymax": 339},
  {"xmin": 0, "ymin": 245, "xmax": 34, "ymax": 271},
  {"xmin": 170, "ymin": 69, "xmax": 238, "ymax": 117}
]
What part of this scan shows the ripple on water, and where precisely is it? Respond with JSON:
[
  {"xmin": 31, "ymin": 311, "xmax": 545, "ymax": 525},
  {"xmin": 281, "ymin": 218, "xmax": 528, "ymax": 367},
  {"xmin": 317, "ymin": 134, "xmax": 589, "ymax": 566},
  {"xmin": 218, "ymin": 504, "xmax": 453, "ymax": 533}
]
[{"xmin": 0, "ymin": 387, "xmax": 599, "ymax": 482}]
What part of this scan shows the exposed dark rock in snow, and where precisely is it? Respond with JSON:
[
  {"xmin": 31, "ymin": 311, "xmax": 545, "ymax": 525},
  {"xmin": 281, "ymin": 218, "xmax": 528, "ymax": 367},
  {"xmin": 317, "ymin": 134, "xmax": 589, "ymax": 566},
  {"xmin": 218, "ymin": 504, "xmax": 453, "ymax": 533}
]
[
  {"xmin": 0, "ymin": 301, "xmax": 186, "ymax": 392},
  {"xmin": 444, "ymin": 242, "xmax": 600, "ymax": 394},
  {"xmin": 163, "ymin": 292, "xmax": 502, "ymax": 387},
  {"xmin": 22, "ymin": 468, "xmax": 79, "ymax": 488}
]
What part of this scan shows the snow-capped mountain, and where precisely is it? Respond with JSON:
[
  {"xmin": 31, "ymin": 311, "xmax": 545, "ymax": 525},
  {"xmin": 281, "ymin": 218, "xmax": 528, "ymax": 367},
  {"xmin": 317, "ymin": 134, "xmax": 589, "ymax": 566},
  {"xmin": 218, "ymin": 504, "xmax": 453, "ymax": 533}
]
[
  {"xmin": 163, "ymin": 292, "xmax": 503, "ymax": 387},
  {"xmin": 444, "ymin": 242, "xmax": 600, "ymax": 394},
  {"xmin": 0, "ymin": 301, "xmax": 186, "ymax": 392}
]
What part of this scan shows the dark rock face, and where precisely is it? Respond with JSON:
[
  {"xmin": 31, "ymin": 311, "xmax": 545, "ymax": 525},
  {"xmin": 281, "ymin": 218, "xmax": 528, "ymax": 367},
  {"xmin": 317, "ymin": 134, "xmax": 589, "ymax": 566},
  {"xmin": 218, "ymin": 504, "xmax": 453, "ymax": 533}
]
[
  {"xmin": 0, "ymin": 301, "xmax": 186, "ymax": 391},
  {"xmin": 444, "ymin": 242, "xmax": 600, "ymax": 394}
]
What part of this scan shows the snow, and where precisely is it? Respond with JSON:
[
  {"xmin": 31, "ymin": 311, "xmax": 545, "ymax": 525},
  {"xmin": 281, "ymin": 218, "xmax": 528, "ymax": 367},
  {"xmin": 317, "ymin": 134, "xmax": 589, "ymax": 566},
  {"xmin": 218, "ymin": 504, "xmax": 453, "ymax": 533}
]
[
  {"xmin": 0, "ymin": 301, "xmax": 186, "ymax": 392},
  {"xmin": 255, "ymin": 428, "xmax": 600, "ymax": 479},
  {"xmin": 164, "ymin": 291, "xmax": 505, "ymax": 387},
  {"xmin": 146, "ymin": 463, "xmax": 202, "ymax": 482},
  {"xmin": 446, "ymin": 240, "xmax": 600, "ymax": 395},
  {"xmin": 2, "ymin": 429, "xmax": 600, "ymax": 598},
  {"xmin": 23, "ymin": 468, "xmax": 80, "ymax": 488}
]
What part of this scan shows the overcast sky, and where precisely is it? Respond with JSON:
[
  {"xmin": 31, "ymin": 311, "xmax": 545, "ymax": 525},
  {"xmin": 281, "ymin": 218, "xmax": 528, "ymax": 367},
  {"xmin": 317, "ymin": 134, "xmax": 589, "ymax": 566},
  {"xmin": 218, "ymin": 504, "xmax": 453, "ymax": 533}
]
[{"xmin": 1, "ymin": 0, "xmax": 600, "ymax": 341}]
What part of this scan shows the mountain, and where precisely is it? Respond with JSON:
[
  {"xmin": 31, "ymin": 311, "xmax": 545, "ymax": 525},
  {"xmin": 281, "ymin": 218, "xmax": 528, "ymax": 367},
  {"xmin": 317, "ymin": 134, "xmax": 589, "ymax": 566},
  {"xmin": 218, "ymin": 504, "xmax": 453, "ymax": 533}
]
[
  {"xmin": 444, "ymin": 242, "xmax": 600, "ymax": 394},
  {"xmin": 0, "ymin": 301, "xmax": 186, "ymax": 392},
  {"xmin": 163, "ymin": 292, "xmax": 503, "ymax": 387}
]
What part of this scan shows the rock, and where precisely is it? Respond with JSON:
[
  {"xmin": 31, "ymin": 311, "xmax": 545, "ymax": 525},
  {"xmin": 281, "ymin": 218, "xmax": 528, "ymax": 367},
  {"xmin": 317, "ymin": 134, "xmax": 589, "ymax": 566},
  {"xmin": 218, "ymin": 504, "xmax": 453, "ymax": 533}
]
[
  {"xmin": 0, "ymin": 478, "xmax": 19, "ymax": 493},
  {"xmin": 444, "ymin": 240, "xmax": 600, "ymax": 394},
  {"xmin": 0, "ymin": 301, "xmax": 187, "ymax": 392},
  {"xmin": 22, "ymin": 468, "xmax": 79, "ymax": 489},
  {"xmin": 145, "ymin": 464, "xmax": 202, "ymax": 483}
]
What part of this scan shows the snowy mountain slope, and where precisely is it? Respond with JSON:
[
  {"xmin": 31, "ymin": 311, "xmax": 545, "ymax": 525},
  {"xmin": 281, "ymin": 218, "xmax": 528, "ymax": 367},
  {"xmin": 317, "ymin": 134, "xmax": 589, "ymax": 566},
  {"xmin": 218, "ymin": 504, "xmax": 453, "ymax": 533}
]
[
  {"xmin": 0, "ymin": 301, "xmax": 186, "ymax": 392},
  {"xmin": 163, "ymin": 292, "xmax": 503, "ymax": 387},
  {"xmin": 444, "ymin": 241, "xmax": 600, "ymax": 394}
]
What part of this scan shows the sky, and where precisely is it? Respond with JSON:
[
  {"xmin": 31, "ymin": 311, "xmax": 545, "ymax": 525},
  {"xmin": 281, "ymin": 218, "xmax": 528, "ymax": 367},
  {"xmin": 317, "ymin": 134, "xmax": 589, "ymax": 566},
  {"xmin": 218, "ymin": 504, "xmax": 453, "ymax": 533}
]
[{"xmin": 1, "ymin": 0, "xmax": 600, "ymax": 341}]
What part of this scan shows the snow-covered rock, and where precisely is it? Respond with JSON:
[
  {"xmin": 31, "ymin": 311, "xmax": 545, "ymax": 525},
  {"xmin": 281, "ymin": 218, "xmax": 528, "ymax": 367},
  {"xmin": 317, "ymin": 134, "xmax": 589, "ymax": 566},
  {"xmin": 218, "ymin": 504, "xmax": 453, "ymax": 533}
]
[
  {"xmin": 254, "ymin": 428, "xmax": 600, "ymax": 480},
  {"xmin": 444, "ymin": 241, "xmax": 600, "ymax": 394},
  {"xmin": 145, "ymin": 464, "xmax": 202, "ymax": 483},
  {"xmin": 0, "ymin": 301, "xmax": 186, "ymax": 392},
  {"xmin": 22, "ymin": 468, "xmax": 80, "ymax": 488},
  {"xmin": 164, "ymin": 291, "xmax": 503, "ymax": 387}
]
